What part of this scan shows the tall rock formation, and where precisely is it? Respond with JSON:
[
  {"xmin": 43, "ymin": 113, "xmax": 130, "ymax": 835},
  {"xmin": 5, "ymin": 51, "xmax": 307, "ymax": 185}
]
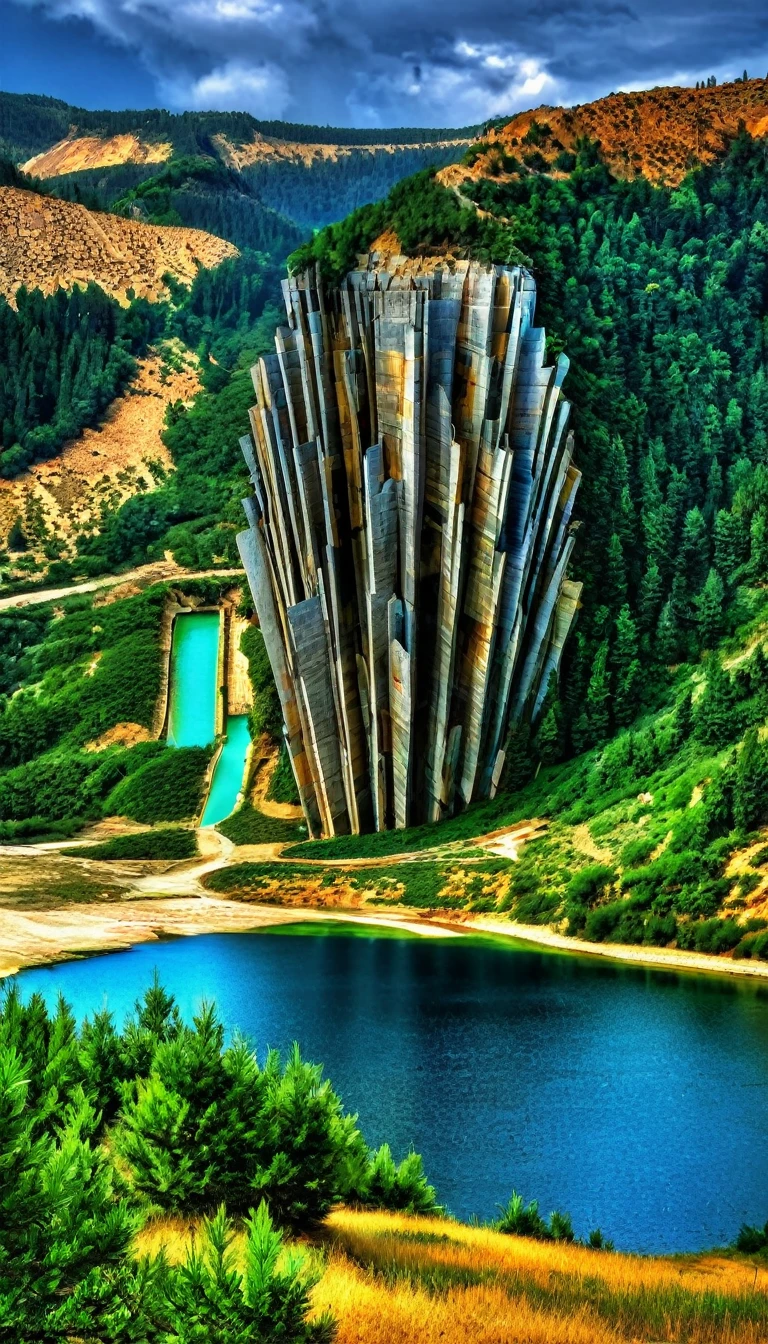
[{"xmin": 238, "ymin": 253, "xmax": 582, "ymax": 837}]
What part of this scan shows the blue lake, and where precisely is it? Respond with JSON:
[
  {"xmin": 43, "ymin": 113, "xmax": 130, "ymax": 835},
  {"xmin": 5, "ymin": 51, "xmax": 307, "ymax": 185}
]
[{"xmin": 12, "ymin": 926, "xmax": 768, "ymax": 1254}]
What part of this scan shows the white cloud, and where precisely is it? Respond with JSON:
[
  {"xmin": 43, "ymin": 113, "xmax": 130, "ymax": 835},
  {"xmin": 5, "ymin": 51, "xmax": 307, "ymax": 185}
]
[
  {"xmin": 11, "ymin": 0, "xmax": 768, "ymax": 127},
  {"xmin": 348, "ymin": 43, "xmax": 559, "ymax": 127},
  {"xmin": 163, "ymin": 60, "xmax": 292, "ymax": 116}
]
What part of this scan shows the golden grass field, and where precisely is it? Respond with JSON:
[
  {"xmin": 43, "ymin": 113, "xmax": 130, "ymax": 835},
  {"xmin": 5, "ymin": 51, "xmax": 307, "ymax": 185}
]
[{"xmin": 137, "ymin": 1207, "xmax": 768, "ymax": 1344}]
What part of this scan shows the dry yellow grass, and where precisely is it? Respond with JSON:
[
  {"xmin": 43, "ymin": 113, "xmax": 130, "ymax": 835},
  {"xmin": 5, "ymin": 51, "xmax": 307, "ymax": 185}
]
[
  {"xmin": 135, "ymin": 1208, "xmax": 768, "ymax": 1344},
  {"xmin": 324, "ymin": 1208, "xmax": 763, "ymax": 1299},
  {"xmin": 312, "ymin": 1254, "xmax": 617, "ymax": 1344}
]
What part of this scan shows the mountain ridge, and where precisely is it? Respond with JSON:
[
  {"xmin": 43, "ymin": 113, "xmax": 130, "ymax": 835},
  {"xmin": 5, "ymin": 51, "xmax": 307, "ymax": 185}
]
[{"xmin": 442, "ymin": 77, "xmax": 768, "ymax": 187}]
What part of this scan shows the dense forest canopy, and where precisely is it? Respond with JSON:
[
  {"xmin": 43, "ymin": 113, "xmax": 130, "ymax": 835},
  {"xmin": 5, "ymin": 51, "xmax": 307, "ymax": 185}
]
[{"xmin": 110, "ymin": 155, "xmax": 304, "ymax": 254}]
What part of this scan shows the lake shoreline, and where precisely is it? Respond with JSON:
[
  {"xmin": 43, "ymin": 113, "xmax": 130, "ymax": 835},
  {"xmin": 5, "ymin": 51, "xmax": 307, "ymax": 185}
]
[{"xmin": 2, "ymin": 894, "xmax": 768, "ymax": 982}]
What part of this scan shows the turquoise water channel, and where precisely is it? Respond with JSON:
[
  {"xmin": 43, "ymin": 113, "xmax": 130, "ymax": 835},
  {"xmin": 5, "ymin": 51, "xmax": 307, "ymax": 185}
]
[
  {"xmin": 166, "ymin": 611, "xmax": 250, "ymax": 824},
  {"xmin": 13, "ymin": 927, "xmax": 768, "ymax": 1254},
  {"xmin": 202, "ymin": 715, "xmax": 251, "ymax": 826},
  {"xmin": 166, "ymin": 611, "xmax": 220, "ymax": 747}
]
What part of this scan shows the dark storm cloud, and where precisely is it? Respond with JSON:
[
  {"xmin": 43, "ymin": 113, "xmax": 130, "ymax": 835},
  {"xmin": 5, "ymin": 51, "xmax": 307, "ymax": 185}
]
[{"xmin": 8, "ymin": 0, "xmax": 768, "ymax": 126}]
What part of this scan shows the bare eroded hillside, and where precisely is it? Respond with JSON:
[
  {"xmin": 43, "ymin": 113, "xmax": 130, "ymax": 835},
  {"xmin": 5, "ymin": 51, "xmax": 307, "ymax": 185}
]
[
  {"xmin": 23, "ymin": 129, "xmax": 474, "ymax": 179},
  {"xmin": 440, "ymin": 77, "xmax": 768, "ymax": 188},
  {"xmin": 0, "ymin": 186, "xmax": 237, "ymax": 302},
  {"xmin": 23, "ymin": 134, "xmax": 173, "ymax": 178}
]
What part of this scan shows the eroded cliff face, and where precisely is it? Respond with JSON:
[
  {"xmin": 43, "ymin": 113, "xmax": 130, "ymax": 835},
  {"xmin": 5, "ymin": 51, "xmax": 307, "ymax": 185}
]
[{"xmin": 238, "ymin": 254, "xmax": 582, "ymax": 838}]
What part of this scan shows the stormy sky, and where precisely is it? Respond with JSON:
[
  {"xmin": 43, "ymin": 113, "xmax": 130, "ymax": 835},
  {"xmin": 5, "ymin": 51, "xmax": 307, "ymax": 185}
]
[{"xmin": 2, "ymin": 0, "xmax": 767, "ymax": 128}]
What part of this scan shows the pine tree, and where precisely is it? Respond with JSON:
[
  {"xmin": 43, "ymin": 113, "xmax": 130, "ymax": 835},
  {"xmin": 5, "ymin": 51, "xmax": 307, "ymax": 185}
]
[
  {"xmin": 697, "ymin": 758, "xmax": 736, "ymax": 843},
  {"xmin": 638, "ymin": 558, "xmax": 664, "ymax": 632},
  {"xmin": 670, "ymin": 690, "xmax": 694, "ymax": 749},
  {"xmin": 164, "ymin": 1203, "xmax": 333, "ymax": 1344},
  {"xmin": 612, "ymin": 606, "xmax": 641, "ymax": 727},
  {"xmin": 586, "ymin": 641, "xmax": 611, "ymax": 743},
  {"xmin": 0, "ymin": 1046, "xmax": 164, "ymax": 1344},
  {"xmin": 534, "ymin": 702, "xmax": 564, "ymax": 764},
  {"xmin": 678, "ymin": 507, "xmax": 709, "ymax": 595},
  {"xmin": 696, "ymin": 567, "xmax": 725, "ymax": 649},
  {"xmin": 502, "ymin": 720, "xmax": 534, "ymax": 790},
  {"xmin": 714, "ymin": 509, "xmax": 748, "ymax": 584},
  {"xmin": 7, "ymin": 516, "xmax": 27, "ymax": 551},
  {"xmin": 604, "ymin": 532, "xmax": 627, "ymax": 610},
  {"xmin": 734, "ymin": 728, "xmax": 768, "ymax": 832},
  {"xmin": 695, "ymin": 658, "xmax": 740, "ymax": 748},
  {"xmin": 655, "ymin": 598, "xmax": 679, "ymax": 665}
]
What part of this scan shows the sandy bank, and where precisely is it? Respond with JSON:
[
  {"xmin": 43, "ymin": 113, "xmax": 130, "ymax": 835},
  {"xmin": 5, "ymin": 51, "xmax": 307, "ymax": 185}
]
[
  {"xmin": 454, "ymin": 915, "xmax": 768, "ymax": 981},
  {"xmin": 0, "ymin": 898, "xmax": 460, "ymax": 978},
  {"xmin": 2, "ymin": 894, "xmax": 768, "ymax": 983}
]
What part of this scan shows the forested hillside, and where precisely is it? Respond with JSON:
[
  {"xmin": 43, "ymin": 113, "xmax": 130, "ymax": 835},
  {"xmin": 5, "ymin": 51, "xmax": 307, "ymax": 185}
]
[
  {"xmin": 110, "ymin": 155, "xmax": 303, "ymax": 254},
  {"xmin": 252, "ymin": 121, "xmax": 768, "ymax": 954},
  {"xmin": 1, "ymin": 91, "xmax": 476, "ymax": 232},
  {"xmin": 0, "ymin": 286, "xmax": 162, "ymax": 478},
  {"xmin": 296, "ymin": 131, "xmax": 768, "ymax": 755}
]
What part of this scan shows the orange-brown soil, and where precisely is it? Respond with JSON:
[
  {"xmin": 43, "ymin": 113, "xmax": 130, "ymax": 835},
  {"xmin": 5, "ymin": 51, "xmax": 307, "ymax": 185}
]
[
  {"xmin": 440, "ymin": 77, "xmax": 768, "ymax": 189},
  {"xmin": 0, "ymin": 185, "xmax": 236, "ymax": 303},
  {"xmin": 213, "ymin": 131, "xmax": 473, "ymax": 172},
  {"xmin": 23, "ymin": 134, "xmax": 172, "ymax": 179}
]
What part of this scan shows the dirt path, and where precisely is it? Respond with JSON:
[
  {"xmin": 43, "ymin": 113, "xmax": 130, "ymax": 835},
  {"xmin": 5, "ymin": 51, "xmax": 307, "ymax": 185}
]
[
  {"xmin": 29, "ymin": 818, "xmax": 543, "ymax": 875},
  {"xmin": 0, "ymin": 563, "xmax": 244, "ymax": 612},
  {"xmin": 130, "ymin": 827, "xmax": 235, "ymax": 896}
]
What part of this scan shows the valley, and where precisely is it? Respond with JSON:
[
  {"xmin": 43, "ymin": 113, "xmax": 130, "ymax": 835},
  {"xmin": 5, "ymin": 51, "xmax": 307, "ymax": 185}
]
[{"xmin": 4, "ymin": 61, "xmax": 768, "ymax": 1344}]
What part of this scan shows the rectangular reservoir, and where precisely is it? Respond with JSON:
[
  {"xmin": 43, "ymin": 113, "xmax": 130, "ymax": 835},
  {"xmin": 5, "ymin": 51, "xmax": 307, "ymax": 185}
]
[{"xmin": 166, "ymin": 611, "xmax": 221, "ymax": 748}]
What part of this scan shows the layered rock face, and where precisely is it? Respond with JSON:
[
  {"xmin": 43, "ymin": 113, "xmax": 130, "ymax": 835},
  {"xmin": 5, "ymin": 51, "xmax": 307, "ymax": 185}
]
[{"xmin": 238, "ymin": 255, "xmax": 582, "ymax": 838}]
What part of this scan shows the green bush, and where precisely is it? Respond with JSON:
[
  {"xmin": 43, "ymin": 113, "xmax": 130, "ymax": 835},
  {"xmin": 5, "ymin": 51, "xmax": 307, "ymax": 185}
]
[
  {"xmin": 62, "ymin": 827, "xmax": 197, "ymax": 861},
  {"xmin": 735, "ymin": 1220, "xmax": 768, "ymax": 1253},
  {"xmin": 513, "ymin": 890, "xmax": 560, "ymax": 924},
  {"xmin": 495, "ymin": 1192, "xmax": 552, "ymax": 1239},
  {"xmin": 0, "ymin": 1016, "xmax": 334, "ymax": 1344},
  {"xmin": 583, "ymin": 901, "xmax": 625, "ymax": 942},
  {"xmin": 267, "ymin": 744, "xmax": 300, "ymax": 805},
  {"xmin": 733, "ymin": 929, "xmax": 768, "ymax": 960},
  {"xmin": 289, "ymin": 169, "xmax": 524, "ymax": 282},
  {"xmin": 242, "ymin": 625, "xmax": 283, "ymax": 741},
  {"xmin": 565, "ymin": 864, "xmax": 617, "ymax": 932},
  {"xmin": 104, "ymin": 747, "xmax": 212, "ymax": 823},
  {"xmin": 2, "ymin": 979, "xmax": 438, "ymax": 1245},
  {"xmin": 218, "ymin": 801, "xmax": 303, "ymax": 845},
  {"xmin": 114, "ymin": 1007, "xmax": 363, "ymax": 1229},
  {"xmin": 619, "ymin": 836, "xmax": 657, "ymax": 868},
  {"xmin": 0, "ymin": 1045, "xmax": 157, "ymax": 1344},
  {"xmin": 348, "ymin": 1143, "xmax": 441, "ymax": 1215},
  {"xmin": 0, "ymin": 743, "xmax": 163, "ymax": 822},
  {"xmin": 162, "ymin": 1203, "xmax": 334, "ymax": 1344}
]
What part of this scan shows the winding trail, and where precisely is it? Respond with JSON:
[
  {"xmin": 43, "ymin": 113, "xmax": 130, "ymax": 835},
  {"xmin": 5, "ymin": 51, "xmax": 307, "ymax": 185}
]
[{"xmin": 0, "ymin": 562, "xmax": 244, "ymax": 612}]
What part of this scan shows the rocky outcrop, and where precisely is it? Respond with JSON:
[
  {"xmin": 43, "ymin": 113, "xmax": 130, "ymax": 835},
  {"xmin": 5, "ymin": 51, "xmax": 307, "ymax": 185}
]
[
  {"xmin": 0, "ymin": 186, "xmax": 236, "ymax": 303},
  {"xmin": 238, "ymin": 254, "xmax": 582, "ymax": 838}
]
